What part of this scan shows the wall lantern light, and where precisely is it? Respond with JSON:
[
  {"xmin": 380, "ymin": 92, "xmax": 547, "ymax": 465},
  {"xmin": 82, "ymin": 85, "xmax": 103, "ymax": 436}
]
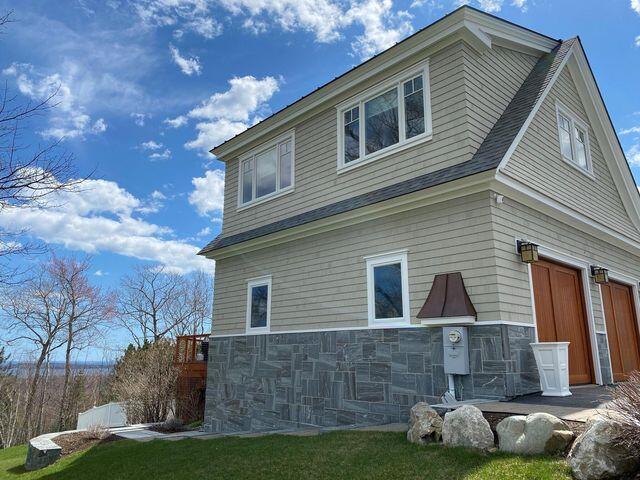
[
  {"xmin": 590, "ymin": 266, "xmax": 609, "ymax": 284},
  {"xmin": 517, "ymin": 240, "xmax": 539, "ymax": 264}
]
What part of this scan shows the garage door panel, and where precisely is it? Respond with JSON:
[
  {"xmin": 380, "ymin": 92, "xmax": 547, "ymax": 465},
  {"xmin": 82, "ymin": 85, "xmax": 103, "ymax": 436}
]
[
  {"xmin": 603, "ymin": 282, "xmax": 640, "ymax": 381},
  {"xmin": 532, "ymin": 259, "xmax": 594, "ymax": 385}
]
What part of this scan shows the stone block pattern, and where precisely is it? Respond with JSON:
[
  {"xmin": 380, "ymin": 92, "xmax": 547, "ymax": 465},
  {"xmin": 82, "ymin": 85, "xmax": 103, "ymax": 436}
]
[
  {"xmin": 204, "ymin": 325, "xmax": 541, "ymax": 433},
  {"xmin": 596, "ymin": 333, "xmax": 613, "ymax": 385}
]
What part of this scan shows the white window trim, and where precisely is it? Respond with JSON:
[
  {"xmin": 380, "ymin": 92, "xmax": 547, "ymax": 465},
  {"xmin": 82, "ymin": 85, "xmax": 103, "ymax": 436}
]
[
  {"xmin": 365, "ymin": 250, "xmax": 410, "ymax": 327},
  {"xmin": 237, "ymin": 130, "xmax": 295, "ymax": 211},
  {"xmin": 555, "ymin": 101, "xmax": 594, "ymax": 178},
  {"xmin": 245, "ymin": 275, "xmax": 272, "ymax": 334},
  {"xmin": 336, "ymin": 60, "xmax": 433, "ymax": 174}
]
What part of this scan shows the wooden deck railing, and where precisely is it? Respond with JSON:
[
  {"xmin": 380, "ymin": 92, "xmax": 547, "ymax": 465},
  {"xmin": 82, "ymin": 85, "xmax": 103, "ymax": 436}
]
[{"xmin": 174, "ymin": 334, "xmax": 209, "ymax": 369}]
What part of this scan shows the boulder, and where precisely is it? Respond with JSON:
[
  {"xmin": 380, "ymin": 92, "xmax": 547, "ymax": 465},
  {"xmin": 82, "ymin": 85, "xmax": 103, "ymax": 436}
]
[
  {"xmin": 496, "ymin": 413, "xmax": 574, "ymax": 455},
  {"xmin": 407, "ymin": 403, "xmax": 443, "ymax": 444},
  {"xmin": 568, "ymin": 416, "xmax": 639, "ymax": 480},
  {"xmin": 442, "ymin": 404, "xmax": 494, "ymax": 451},
  {"xmin": 25, "ymin": 436, "xmax": 62, "ymax": 471}
]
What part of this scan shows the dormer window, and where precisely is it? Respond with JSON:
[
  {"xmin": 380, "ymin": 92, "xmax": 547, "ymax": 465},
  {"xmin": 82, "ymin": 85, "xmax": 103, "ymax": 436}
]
[
  {"xmin": 337, "ymin": 60, "xmax": 432, "ymax": 172},
  {"xmin": 555, "ymin": 103, "xmax": 592, "ymax": 175},
  {"xmin": 238, "ymin": 131, "xmax": 295, "ymax": 209}
]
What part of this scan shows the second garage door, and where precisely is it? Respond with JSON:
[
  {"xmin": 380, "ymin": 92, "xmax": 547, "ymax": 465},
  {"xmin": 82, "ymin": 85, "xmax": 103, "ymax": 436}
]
[
  {"xmin": 601, "ymin": 281, "xmax": 640, "ymax": 381},
  {"xmin": 531, "ymin": 259, "xmax": 594, "ymax": 385}
]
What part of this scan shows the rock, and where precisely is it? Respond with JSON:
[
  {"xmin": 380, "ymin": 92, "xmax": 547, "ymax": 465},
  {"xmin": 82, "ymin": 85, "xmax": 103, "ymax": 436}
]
[
  {"xmin": 407, "ymin": 403, "xmax": 443, "ymax": 444},
  {"xmin": 568, "ymin": 416, "xmax": 639, "ymax": 480},
  {"xmin": 496, "ymin": 413, "xmax": 574, "ymax": 456},
  {"xmin": 442, "ymin": 405, "xmax": 494, "ymax": 451},
  {"xmin": 25, "ymin": 436, "xmax": 62, "ymax": 471}
]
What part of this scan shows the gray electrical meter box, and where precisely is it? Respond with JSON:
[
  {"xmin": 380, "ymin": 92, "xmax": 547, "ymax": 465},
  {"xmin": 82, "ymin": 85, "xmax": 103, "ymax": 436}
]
[{"xmin": 443, "ymin": 326, "xmax": 470, "ymax": 375}]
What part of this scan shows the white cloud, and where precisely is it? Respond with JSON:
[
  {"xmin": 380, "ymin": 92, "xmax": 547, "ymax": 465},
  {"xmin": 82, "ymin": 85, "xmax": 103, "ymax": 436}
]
[
  {"xmin": 149, "ymin": 149, "xmax": 172, "ymax": 160},
  {"xmin": 141, "ymin": 140, "xmax": 164, "ymax": 150},
  {"xmin": 183, "ymin": 75, "xmax": 280, "ymax": 154},
  {"xmin": 346, "ymin": 0, "xmax": 413, "ymax": 60},
  {"xmin": 197, "ymin": 226, "xmax": 212, "ymax": 237},
  {"xmin": 454, "ymin": 0, "xmax": 504, "ymax": 12},
  {"xmin": 169, "ymin": 45, "xmax": 202, "ymax": 76},
  {"xmin": 133, "ymin": 0, "xmax": 223, "ymax": 39},
  {"xmin": 94, "ymin": 270, "xmax": 107, "ymax": 276},
  {"xmin": 620, "ymin": 126, "xmax": 640, "ymax": 135},
  {"xmin": 635, "ymin": 35, "xmax": 640, "ymax": 47},
  {"xmin": 0, "ymin": 179, "xmax": 211, "ymax": 274},
  {"xmin": 164, "ymin": 115, "xmax": 188, "ymax": 128},
  {"xmin": 131, "ymin": 112, "xmax": 149, "ymax": 126},
  {"xmin": 3, "ymin": 63, "xmax": 107, "ymax": 140},
  {"xmin": 633, "ymin": 0, "xmax": 640, "ymax": 15},
  {"xmin": 628, "ymin": 144, "xmax": 640, "ymax": 166},
  {"xmin": 511, "ymin": 0, "xmax": 527, "ymax": 10},
  {"xmin": 189, "ymin": 169, "xmax": 225, "ymax": 217}
]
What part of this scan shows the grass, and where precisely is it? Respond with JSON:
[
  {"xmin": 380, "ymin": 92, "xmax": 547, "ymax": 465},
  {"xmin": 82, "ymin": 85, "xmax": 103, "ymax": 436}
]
[{"xmin": 0, "ymin": 431, "xmax": 572, "ymax": 480}]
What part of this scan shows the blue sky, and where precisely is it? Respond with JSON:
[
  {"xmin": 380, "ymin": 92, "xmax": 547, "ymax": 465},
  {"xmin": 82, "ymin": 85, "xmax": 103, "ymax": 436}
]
[{"xmin": 1, "ymin": 0, "xmax": 639, "ymax": 310}]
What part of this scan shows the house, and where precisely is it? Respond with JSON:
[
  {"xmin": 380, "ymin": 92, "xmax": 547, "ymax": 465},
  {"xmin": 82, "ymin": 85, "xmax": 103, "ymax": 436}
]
[{"xmin": 198, "ymin": 6, "xmax": 640, "ymax": 434}]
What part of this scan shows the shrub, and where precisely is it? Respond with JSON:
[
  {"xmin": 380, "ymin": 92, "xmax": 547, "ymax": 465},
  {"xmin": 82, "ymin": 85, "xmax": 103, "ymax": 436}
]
[
  {"xmin": 111, "ymin": 340, "xmax": 179, "ymax": 424},
  {"xmin": 608, "ymin": 371, "xmax": 640, "ymax": 454},
  {"xmin": 86, "ymin": 424, "xmax": 111, "ymax": 440}
]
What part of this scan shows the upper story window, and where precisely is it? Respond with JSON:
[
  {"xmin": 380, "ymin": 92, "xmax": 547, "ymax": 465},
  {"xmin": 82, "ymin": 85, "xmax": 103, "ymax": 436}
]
[
  {"xmin": 337, "ymin": 61, "xmax": 432, "ymax": 172},
  {"xmin": 555, "ymin": 102, "xmax": 592, "ymax": 175},
  {"xmin": 238, "ymin": 131, "xmax": 294, "ymax": 208}
]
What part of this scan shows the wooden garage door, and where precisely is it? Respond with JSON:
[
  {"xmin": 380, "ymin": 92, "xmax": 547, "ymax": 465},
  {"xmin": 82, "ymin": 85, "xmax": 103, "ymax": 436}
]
[
  {"xmin": 531, "ymin": 259, "xmax": 594, "ymax": 385},
  {"xmin": 601, "ymin": 281, "xmax": 640, "ymax": 381}
]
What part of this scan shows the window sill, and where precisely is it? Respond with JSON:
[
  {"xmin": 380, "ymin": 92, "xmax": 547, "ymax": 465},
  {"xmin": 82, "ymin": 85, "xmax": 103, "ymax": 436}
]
[
  {"xmin": 561, "ymin": 155, "xmax": 595, "ymax": 180},
  {"xmin": 368, "ymin": 319, "xmax": 411, "ymax": 328},
  {"xmin": 237, "ymin": 186, "xmax": 295, "ymax": 212},
  {"xmin": 337, "ymin": 132, "xmax": 433, "ymax": 175},
  {"xmin": 246, "ymin": 327, "xmax": 270, "ymax": 335}
]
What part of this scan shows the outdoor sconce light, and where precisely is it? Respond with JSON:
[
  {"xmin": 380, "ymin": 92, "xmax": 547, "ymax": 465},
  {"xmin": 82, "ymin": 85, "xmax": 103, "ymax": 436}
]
[
  {"xmin": 517, "ymin": 240, "xmax": 539, "ymax": 264},
  {"xmin": 590, "ymin": 265, "xmax": 609, "ymax": 284}
]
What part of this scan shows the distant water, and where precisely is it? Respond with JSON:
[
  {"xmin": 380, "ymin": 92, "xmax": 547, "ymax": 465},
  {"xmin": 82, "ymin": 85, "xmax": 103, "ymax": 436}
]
[{"xmin": 8, "ymin": 361, "xmax": 114, "ymax": 377}]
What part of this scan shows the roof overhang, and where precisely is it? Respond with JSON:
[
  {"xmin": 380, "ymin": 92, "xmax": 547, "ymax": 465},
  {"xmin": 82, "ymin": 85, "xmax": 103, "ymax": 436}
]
[{"xmin": 211, "ymin": 6, "xmax": 558, "ymax": 161}]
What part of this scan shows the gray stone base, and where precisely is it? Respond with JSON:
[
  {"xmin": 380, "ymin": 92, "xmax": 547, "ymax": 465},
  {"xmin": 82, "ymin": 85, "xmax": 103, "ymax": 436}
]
[
  {"xmin": 25, "ymin": 437, "xmax": 62, "ymax": 471},
  {"xmin": 204, "ymin": 324, "xmax": 541, "ymax": 434},
  {"xmin": 596, "ymin": 333, "xmax": 613, "ymax": 385}
]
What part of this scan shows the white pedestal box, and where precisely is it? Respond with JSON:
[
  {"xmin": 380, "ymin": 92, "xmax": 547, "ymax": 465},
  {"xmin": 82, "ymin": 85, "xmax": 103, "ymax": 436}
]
[{"xmin": 530, "ymin": 342, "xmax": 572, "ymax": 397}]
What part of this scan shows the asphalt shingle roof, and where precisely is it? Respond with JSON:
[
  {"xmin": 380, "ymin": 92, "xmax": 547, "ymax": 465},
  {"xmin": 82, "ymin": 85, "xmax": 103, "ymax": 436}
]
[{"xmin": 199, "ymin": 38, "xmax": 574, "ymax": 256}]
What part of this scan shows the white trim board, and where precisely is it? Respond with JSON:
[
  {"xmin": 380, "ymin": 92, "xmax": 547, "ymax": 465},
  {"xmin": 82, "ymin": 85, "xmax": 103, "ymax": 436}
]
[{"xmin": 209, "ymin": 320, "xmax": 536, "ymax": 339}]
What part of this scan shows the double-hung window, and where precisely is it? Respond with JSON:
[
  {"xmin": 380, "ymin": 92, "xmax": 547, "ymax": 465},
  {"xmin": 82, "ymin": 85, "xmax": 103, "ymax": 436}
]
[
  {"xmin": 338, "ymin": 61, "xmax": 432, "ymax": 170},
  {"xmin": 365, "ymin": 251, "xmax": 410, "ymax": 326},
  {"xmin": 239, "ymin": 132, "xmax": 294, "ymax": 208},
  {"xmin": 555, "ymin": 103, "xmax": 592, "ymax": 174},
  {"xmin": 246, "ymin": 276, "xmax": 271, "ymax": 333}
]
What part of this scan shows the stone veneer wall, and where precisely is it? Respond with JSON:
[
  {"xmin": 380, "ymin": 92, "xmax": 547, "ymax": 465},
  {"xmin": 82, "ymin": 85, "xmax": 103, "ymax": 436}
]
[
  {"xmin": 596, "ymin": 333, "xmax": 613, "ymax": 385},
  {"xmin": 203, "ymin": 325, "xmax": 542, "ymax": 434}
]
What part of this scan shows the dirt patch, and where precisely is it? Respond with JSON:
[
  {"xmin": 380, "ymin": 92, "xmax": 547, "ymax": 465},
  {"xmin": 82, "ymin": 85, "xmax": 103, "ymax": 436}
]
[
  {"xmin": 54, "ymin": 431, "xmax": 120, "ymax": 457},
  {"xmin": 148, "ymin": 423, "xmax": 188, "ymax": 434}
]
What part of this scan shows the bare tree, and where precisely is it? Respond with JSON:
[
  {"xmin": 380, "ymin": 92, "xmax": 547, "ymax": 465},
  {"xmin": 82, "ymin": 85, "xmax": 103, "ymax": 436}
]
[
  {"xmin": 0, "ymin": 266, "xmax": 70, "ymax": 437},
  {"xmin": 0, "ymin": 10, "xmax": 86, "ymax": 281},
  {"xmin": 48, "ymin": 256, "xmax": 115, "ymax": 430},
  {"xmin": 116, "ymin": 266, "xmax": 212, "ymax": 347}
]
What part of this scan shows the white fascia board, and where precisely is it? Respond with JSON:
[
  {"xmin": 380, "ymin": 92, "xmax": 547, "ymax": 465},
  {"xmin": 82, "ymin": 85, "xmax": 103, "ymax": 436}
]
[
  {"xmin": 213, "ymin": 9, "xmax": 556, "ymax": 161},
  {"xmin": 420, "ymin": 316, "xmax": 476, "ymax": 326},
  {"xmin": 565, "ymin": 48, "xmax": 640, "ymax": 232}
]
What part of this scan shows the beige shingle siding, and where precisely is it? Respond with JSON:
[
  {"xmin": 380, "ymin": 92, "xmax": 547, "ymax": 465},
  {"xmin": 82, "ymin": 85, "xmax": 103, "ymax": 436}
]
[
  {"xmin": 502, "ymin": 67, "xmax": 640, "ymax": 242},
  {"xmin": 212, "ymin": 192, "xmax": 501, "ymax": 336},
  {"xmin": 491, "ymin": 197, "xmax": 640, "ymax": 332},
  {"xmin": 219, "ymin": 43, "xmax": 539, "ymax": 238}
]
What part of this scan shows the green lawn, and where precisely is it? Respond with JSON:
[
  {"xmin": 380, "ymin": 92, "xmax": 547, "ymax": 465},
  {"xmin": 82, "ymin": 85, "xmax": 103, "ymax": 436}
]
[{"xmin": 0, "ymin": 431, "xmax": 572, "ymax": 480}]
